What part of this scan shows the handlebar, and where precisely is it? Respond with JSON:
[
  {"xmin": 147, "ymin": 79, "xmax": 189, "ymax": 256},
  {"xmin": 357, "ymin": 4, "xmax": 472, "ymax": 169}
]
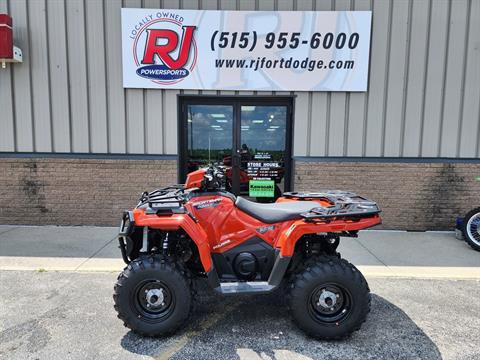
[{"xmin": 203, "ymin": 165, "xmax": 226, "ymax": 191}]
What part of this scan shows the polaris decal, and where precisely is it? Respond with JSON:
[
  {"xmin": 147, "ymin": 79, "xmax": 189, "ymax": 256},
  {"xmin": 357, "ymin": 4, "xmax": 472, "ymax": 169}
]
[
  {"xmin": 257, "ymin": 225, "xmax": 276, "ymax": 234},
  {"xmin": 192, "ymin": 199, "xmax": 221, "ymax": 210},
  {"xmin": 212, "ymin": 239, "xmax": 231, "ymax": 250}
]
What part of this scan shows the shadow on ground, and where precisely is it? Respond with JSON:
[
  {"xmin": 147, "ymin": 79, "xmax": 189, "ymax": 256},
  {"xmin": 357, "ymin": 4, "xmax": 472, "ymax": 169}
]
[{"xmin": 120, "ymin": 280, "xmax": 441, "ymax": 360}]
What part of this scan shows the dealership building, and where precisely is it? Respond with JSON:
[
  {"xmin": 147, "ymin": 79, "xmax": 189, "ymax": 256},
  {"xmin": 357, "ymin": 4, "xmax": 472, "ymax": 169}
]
[{"xmin": 0, "ymin": 0, "xmax": 479, "ymax": 230}]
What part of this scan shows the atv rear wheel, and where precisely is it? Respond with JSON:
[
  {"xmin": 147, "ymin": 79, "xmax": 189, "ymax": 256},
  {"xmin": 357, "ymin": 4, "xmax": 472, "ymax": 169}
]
[
  {"xmin": 286, "ymin": 256, "xmax": 370, "ymax": 339},
  {"xmin": 113, "ymin": 256, "xmax": 192, "ymax": 336},
  {"xmin": 462, "ymin": 207, "xmax": 480, "ymax": 251}
]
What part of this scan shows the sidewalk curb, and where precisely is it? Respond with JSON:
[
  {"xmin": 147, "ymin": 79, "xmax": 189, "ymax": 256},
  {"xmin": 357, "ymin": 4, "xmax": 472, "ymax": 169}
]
[{"xmin": 1, "ymin": 256, "xmax": 480, "ymax": 280}]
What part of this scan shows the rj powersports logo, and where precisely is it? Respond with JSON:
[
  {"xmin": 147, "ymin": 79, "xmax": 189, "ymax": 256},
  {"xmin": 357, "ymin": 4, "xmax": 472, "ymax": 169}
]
[{"xmin": 132, "ymin": 14, "xmax": 197, "ymax": 85}]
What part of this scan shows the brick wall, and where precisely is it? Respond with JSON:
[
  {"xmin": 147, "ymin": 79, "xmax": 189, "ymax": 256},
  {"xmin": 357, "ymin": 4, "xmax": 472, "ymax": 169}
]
[
  {"xmin": 1, "ymin": 158, "xmax": 479, "ymax": 230},
  {"xmin": 294, "ymin": 161, "xmax": 480, "ymax": 231},
  {"xmin": 0, "ymin": 158, "xmax": 177, "ymax": 226}
]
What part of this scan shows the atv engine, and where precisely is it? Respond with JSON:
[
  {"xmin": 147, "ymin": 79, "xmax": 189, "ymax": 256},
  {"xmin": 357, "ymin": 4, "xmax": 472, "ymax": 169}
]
[
  {"xmin": 233, "ymin": 252, "xmax": 257, "ymax": 280},
  {"xmin": 212, "ymin": 238, "xmax": 275, "ymax": 281}
]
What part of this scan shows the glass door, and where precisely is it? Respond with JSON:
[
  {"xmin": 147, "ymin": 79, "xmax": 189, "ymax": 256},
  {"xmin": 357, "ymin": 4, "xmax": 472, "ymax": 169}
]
[
  {"xmin": 238, "ymin": 105, "xmax": 288, "ymax": 199},
  {"xmin": 185, "ymin": 104, "xmax": 233, "ymax": 174},
  {"xmin": 180, "ymin": 97, "xmax": 293, "ymax": 200}
]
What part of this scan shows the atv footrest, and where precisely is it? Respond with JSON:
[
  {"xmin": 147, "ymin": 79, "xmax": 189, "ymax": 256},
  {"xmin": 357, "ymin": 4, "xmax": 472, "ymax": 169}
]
[{"xmin": 216, "ymin": 281, "xmax": 275, "ymax": 295}]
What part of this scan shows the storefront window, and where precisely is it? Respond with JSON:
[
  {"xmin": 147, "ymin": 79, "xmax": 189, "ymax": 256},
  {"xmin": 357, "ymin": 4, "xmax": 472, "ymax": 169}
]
[
  {"xmin": 239, "ymin": 105, "xmax": 287, "ymax": 196},
  {"xmin": 186, "ymin": 104, "xmax": 233, "ymax": 173},
  {"xmin": 182, "ymin": 98, "xmax": 292, "ymax": 199}
]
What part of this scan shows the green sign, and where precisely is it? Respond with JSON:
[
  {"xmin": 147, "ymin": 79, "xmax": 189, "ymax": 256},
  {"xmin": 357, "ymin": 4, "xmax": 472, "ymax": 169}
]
[{"xmin": 249, "ymin": 180, "xmax": 275, "ymax": 197}]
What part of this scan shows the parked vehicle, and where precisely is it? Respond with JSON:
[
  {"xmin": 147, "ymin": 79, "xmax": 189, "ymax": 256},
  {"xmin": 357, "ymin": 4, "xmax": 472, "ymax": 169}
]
[
  {"xmin": 113, "ymin": 166, "xmax": 381, "ymax": 339},
  {"xmin": 462, "ymin": 208, "xmax": 480, "ymax": 251}
]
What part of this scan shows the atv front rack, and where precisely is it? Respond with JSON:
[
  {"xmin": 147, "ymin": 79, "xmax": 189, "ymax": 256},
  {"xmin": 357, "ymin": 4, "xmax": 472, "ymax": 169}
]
[
  {"xmin": 137, "ymin": 185, "xmax": 187, "ymax": 214},
  {"xmin": 283, "ymin": 191, "xmax": 381, "ymax": 221}
]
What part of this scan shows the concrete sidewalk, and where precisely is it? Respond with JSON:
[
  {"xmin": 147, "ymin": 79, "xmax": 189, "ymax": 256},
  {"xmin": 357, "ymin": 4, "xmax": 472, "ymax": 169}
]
[{"xmin": 0, "ymin": 225, "xmax": 479, "ymax": 278}]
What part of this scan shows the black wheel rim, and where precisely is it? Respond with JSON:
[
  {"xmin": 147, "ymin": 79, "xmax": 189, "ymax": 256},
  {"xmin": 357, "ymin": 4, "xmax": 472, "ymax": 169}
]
[
  {"xmin": 308, "ymin": 283, "xmax": 352, "ymax": 324},
  {"xmin": 133, "ymin": 279, "xmax": 175, "ymax": 321}
]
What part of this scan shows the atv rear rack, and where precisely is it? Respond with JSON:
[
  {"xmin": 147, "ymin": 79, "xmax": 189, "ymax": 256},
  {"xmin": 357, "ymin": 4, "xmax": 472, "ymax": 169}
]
[{"xmin": 283, "ymin": 191, "xmax": 381, "ymax": 221}]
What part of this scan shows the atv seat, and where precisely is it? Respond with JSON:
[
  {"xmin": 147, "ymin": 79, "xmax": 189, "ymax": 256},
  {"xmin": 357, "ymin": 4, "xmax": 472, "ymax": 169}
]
[{"xmin": 235, "ymin": 197, "xmax": 319, "ymax": 224}]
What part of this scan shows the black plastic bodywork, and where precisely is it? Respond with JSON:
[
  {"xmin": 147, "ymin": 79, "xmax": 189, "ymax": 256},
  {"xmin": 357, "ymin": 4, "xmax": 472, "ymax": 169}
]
[
  {"xmin": 211, "ymin": 237, "xmax": 276, "ymax": 281},
  {"xmin": 267, "ymin": 250, "xmax": 291, "ymax": 287}
]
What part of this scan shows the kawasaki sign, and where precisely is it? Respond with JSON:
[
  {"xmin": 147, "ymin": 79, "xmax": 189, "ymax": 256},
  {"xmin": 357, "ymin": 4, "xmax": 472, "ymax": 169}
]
[
  {"xmin": 249, "ymin": 180, "xmax": 275, "ymax": 198},
  {"xmin": 121, "ymin": 8, "xmax": 372, "ymax": 91}
]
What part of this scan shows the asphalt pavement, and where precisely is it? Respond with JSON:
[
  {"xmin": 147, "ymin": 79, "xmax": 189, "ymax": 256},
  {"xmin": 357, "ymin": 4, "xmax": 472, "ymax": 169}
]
[
  {"xmin": 1, "ymin": 226, "xmax": 480, "ymax": 359},
  {"xmin": 1, "ymin": 272, "xmax": 479, "ymax": 360}
]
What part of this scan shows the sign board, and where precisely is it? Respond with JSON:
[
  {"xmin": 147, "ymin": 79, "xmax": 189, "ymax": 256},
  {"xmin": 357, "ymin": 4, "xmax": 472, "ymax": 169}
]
[
  {"xmin": 247, "ymin": 161, "xmax": 283, "ymax": 181},
  {"xmin": 249, "ymin": 180, "xmax": 275, "ymax": 198},
  {"xmin": 121, "ymin": 9, "xmax": 372, "ymax": 91}
]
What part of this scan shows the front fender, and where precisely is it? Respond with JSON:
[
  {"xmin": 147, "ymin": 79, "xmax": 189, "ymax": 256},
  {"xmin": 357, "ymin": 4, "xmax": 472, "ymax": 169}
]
[{"xmin": 132, "ymin": 209, "xmax": 212, "ymax": 272}]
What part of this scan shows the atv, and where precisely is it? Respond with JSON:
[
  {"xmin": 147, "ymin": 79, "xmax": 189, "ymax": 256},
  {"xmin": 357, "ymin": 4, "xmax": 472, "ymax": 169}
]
[{"xmin": 114, "ymin": 166, "xmax": 381, "ymax": 339}]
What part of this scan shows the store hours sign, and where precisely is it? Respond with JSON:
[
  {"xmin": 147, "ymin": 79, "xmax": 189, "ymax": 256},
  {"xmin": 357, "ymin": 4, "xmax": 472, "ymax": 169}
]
[{"xmin": 121, "ymin": 8, "xmax": 372, "ymax": 91}]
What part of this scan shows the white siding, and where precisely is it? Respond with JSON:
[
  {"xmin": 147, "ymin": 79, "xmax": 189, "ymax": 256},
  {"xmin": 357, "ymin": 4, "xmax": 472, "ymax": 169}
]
[{"xmin": 0, "ymin": 0, "xmax": 478, "ymax": 157}]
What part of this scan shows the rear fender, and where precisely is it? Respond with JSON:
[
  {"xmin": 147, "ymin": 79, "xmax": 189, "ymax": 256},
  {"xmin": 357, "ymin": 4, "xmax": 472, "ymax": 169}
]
[
  {"xmin": 276, "ymin": 215, "xmax": 381, "ymax": 256},
  {"xmin": 132, "ymin": 209, "xmax": 212, "ymax": 272}
]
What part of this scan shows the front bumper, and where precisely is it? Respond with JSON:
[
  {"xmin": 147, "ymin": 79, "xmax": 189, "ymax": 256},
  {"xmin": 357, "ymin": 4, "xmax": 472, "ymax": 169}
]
[{"xmin": 118, "ymin": 211, "xmax": 134, "ymax": 264}]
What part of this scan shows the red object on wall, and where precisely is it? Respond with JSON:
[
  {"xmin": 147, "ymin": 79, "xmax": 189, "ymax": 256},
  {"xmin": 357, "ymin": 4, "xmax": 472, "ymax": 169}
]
[{"xmin": 0, "ymin": 14, "xmax": 13, "ymax": 59}]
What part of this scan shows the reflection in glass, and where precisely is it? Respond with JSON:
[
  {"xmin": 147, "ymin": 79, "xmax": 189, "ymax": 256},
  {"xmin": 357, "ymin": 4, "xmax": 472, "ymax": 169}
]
[
  {"xmin": 240, "ymin": 105, "xmax": 287, "ymax": 194},
  {"xmin": 184, "ymin": 103, "xmax": 288, "ymax": 198},
  {"xmin": 186, "ymin": 105, "xmax": 233, "ymax": 173}
]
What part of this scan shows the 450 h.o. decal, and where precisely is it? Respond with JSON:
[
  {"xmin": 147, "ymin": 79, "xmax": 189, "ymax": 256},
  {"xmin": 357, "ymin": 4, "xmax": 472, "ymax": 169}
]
[{"xmin": 133, "ymin": 16, "xmax": 197, "ymax": 85}]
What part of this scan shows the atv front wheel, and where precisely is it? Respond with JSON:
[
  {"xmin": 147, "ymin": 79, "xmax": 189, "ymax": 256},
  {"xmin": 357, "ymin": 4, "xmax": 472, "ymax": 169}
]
[
  {"xmin": 113, "ymin": 256, "xmax": 192, "ymax": 336},
  {"xmin": 287, "ymin": 256, "xmax": 370, "ymax": 339},
  {"xmin": 462, "ymin": 207, "xmax": 480, "ymax": 251}
]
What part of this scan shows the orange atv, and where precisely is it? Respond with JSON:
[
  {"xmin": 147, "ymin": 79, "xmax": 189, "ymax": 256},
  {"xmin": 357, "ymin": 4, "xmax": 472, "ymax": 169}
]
[{"xmin": 114, "ymin": 166, "xmax": 381, "ymax": 339}]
